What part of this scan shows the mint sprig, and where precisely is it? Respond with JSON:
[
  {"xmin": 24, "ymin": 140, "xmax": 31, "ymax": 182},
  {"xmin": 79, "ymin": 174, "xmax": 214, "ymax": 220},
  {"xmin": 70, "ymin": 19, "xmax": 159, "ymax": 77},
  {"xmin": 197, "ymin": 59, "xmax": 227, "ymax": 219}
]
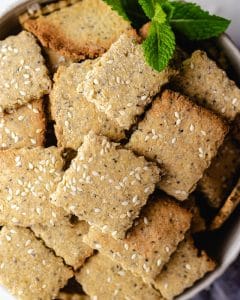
[{"xmin": 103, "ymin": 0, "xmax": 231, "ymax": 72}]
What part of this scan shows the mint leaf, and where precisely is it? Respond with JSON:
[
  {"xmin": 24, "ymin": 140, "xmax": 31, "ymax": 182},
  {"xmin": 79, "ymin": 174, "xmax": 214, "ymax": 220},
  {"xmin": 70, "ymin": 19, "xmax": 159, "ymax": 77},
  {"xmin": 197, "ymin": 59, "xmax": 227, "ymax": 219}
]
[
  {"xmin": 102, "ymin": 0, "xmax": 129, "ymax": 21},
  {"xmin": 169, "ymin": 1, "xmax": 231, "ymax": 40},
  {"xmin": 153, "ymin": 3, "xmax": 167, "ymax": 24},
  {"xmin": 138, "ymin": 0, "xmax": 167, "ymax": 19},
  {"xmin": 142, "ymin": 22, "xmax": 175, "ymax": 71}
]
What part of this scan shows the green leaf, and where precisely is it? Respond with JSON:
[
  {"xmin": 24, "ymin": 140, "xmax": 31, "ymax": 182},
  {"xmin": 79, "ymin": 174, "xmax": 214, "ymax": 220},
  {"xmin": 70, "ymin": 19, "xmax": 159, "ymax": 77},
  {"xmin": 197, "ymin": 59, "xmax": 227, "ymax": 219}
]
[
  {"xmin": 153, "ymin": 3, "xmax": 167, "ymax": 24},
  {"xmin": 102, "ymin": 0, "xmax": 129, "ymax": 21},
  {"xmin": 138, "ymin": 0, "xmax": 167, "ymax": 19},
  {"xmin": 142, "ymin": 21, "xmax": 175, "ymax": 71},
  {"xmin": 169, "ymin": 1, "xmax": 231, "ymax": 40}
]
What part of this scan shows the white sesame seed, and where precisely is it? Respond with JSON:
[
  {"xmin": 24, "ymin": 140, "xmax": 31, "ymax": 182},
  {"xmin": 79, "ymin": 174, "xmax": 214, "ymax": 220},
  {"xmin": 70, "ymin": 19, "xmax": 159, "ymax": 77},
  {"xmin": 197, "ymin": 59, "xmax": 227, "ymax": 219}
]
[
  {"xmin": 124, "ymin": 243, "xmax": 129, "ymax": 251},
  {"xmin": 174, "ymin": 112, "xmax": 180, "ymax": 119},
  {"xmin": 95, "ymin": 243, "xmax": 101, "ymax": 249},
  {"xmin": 132, "ymin": 195, "xmax": 138, "ymax": 203},
  {"xmin": 121, "ymin": 201, "xmax": 129, "ymax": 206},
  {"xmin": 131, "ymin": 253, "xmax": 137, "ymax": 260},
  {"xmin": 141, "ymin": 95, "xmax": 148, "ymax": 101},
  {"xmin": 19, "ymin": 91, "xmax": 26, "ymax": 96},
  {"xmin": 201, "ymin": 130, "xmax": 206, "ymax": 136},
  {"xmin": 185, "ymin": 263, "xmax": 191, "ymax": 270},
  {"xmin": 190, "ymin": 124, "xmax": 195, "ymax": 132},
  {"xmin": 30, "ymin": 138, "xmax": 36, "ymax": 145},
  {"xmin": 165, "ymin": 246, "xmax": 170, "ymax": 253},
  {"xmin": 232, "ymin": 98, "xmax": 238, "ymax": 105},
  {"xmin": 171, "ymin": 137, "xmax": 176, "ymax": 144},
  {"xmin": 5, "ymin": 235, "xmax": 11, "ymax": 241},
  {"xmin": 93, "ymin": 79, "xmax": 99, "ymax": 85},
  {"xmin": 157, "ymin": 259, "xmax": 162, "ymax": 267},
  {"xmin": 94, "ymin": 208, "xmax": 101, "ymax": 213},
  {"xmin": 144, "ymin": 217, "xmax": 149, "ymax": 225},
  {"xmin": 176, "ymin": 119, "xmax": 181, "ymax": 126}
]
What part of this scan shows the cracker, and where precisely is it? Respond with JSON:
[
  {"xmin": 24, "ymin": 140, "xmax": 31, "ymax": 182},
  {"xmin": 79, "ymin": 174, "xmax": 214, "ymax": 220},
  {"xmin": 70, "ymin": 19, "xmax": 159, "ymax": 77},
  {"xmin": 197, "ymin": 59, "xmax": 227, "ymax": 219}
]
[
  {"xmin": 20, "ymin": 0, "xmax": 134, "ymax": 60},
  {"xmin": 81, "ymin": 34, "xmax": 175, "ymax": 129},
  {"xmin": 32, "ymin": 219, "xmax": 93, "ymax": 270},
  {"xmin": 182, "ymin": 196, "xmax": 206, "ymax": 233},
  {"xmin": 154, "ymin": 237, "xmax": 216, "ymax": 300},
  {"xmin": 57, "ymin": 292, "xmax": 90, "ymax": 300},
  {"xmin": 52, "ymin": 133, "xmax": 160, "ymax": 239},
  {"xmin": 76, "ymin": 254, "xmax": 162, "ymax": 300},
  {"xmin": 198, "ymin": 136, "xmax": 240, "ymax": 208},
  {"xmin": 211, "ymin": 178, "xmax": 240, "ymax": 230},
  {"xmin": 83, "ymin": 196, "xmax": 191, "ymax": 281},
  {"xmin": 172, "ymin": 50, "xmax": 240, "ymax": 122},
  {"xmin": 0, "ymin": 100, "xmax": 45, "ymax": 149},
  {"xmin": 50, "ymin": 61, "xmax": 125, "ymax": 149},
  {"xmin": 0, "ymin": 147, "xmax": 69, "ymax": 227},
  {"xmin": 128, "ymin": 90, "xmax": 228, "ymax": 200},
  {"xmin": 0, "ymin": 31, "xmax": 51, "ymax": 112},
  {"xmin": 0, "ymin": 226, "xmax": 73, "ymax": 300}
]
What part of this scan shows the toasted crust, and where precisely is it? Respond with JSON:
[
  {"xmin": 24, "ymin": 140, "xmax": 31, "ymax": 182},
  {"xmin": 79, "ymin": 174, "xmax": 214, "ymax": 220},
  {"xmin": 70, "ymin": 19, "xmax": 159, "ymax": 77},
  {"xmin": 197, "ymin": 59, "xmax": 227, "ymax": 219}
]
[
  {"xmin": 50, "ymin": 61, "xmax": 125, "ymax": 149},
  {"xmin": 0, "ymin": 226, "xmax": 73, "ymax": 300},
  {"xmin": 52, "ymin": 133, "xmax": 160, "ymax": 239},
  {"xmin": 32, "ymin": 220, "xmax": 93, "ymax": 270},
  {"xmin": 154, "ymin": 237, "xmax": 216, "ymax": 299},
  {"xmin": 0, "ymin": 100, "xmax": 46, "ymax": 149},
  {"xmin": 198, "ymin": 136, "xmax": 240, "ymax": 208},
  {"xmin": 128, "ymin": 90, "xmax": 228, "ymax": 200},
  {"xmin": 76, "ymin": 254, "xmax": 162, "ymax": 300},
  {"xmin": 172, "ymin": 50, "xmax": 240, "ymax": 122},
  {"xmin": 81, "ymin": 34, "xmax": 175, "ymax": 129},
  {"xmin": 21, "ymin": 0, "xmax": 135, "ymax": 60},
  {"xmin": 83, "ymin": 196, "xmax": 191, "ymax": 282},
  {"xmin": 0, "ymin": 147, "xmax": 69, "ymax": 227},
  {"xmin": 211, "ymin": 178, "xmax": 240, "ymax": 230},
  {"xmin": 0, "ymin": 31, "xmax": 51, "ymax": 112}
]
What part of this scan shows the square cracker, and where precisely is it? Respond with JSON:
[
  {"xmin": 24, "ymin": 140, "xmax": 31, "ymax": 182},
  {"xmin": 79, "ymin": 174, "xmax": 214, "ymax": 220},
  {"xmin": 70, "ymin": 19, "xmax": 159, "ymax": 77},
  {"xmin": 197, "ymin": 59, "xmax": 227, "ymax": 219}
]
[
  {"xmin": 32, "ymin": 219, "xmax": 93, "ymax": 270},
  {"xmin": 0, "ymin": 226, "xmax": 73, "ymax": 300},
  {"xmin": 50, "ymin": 60, "xmax": 125, "ymax": 149},
  {"xmin": 154, "ymin": 236, "xmax": 216, "ymax": 300},
  {"xmin": 81, "ymin": 34, "xmax": 175, "ymax": 129},
  {"xmin": 211, "ymin": 178, "xmax": 240, "ymax": 230},
  {"xmin": 128, "ymin": 90, "xmax": 228, "ymax": 200},
  {"xmin": 76, "ymin": 254, "xmax": 162, "ymax": 300},
  {"xmin": 0, "ymin": 31, "xmax": 51, "ymax": 112},
  {"xmin": 198, "ymin": 136, "xmax": 240, "ymax": 208},
  {"xmin": 172, "ymin": 50, "xmax": 240, "ymax": 122},
  {"xmin": 20, "ymin": 0, "xmax": 134, "ymax": 60},
  {"xmin": 83, "ymin": 196, "xmax": 191, "ymax": 281},
  {"xmin": 0, "ymin": 100, "xmax": 46, "ymax": 149},
  {"xmin": 52, "ymin": 133, "xmax": 160, "ymax": 239},
  {"xmin": 0, "ymin": 147, "xmax": 69, "ymax": 227}
]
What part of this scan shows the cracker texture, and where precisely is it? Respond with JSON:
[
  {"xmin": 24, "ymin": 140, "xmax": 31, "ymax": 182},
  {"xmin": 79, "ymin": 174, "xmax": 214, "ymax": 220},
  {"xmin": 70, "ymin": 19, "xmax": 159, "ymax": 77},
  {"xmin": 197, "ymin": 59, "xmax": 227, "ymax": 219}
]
[
  {"xmin": 50, "ymin": 61, "xmax": 125, "ymax": 149},
  {"xmin": 172, "ymin": 50, "xmax": 240, "ymax": 121},
  {"xmin": 0, "ymin": 100, "xmax": 46, "ymax": 149},
  {"xmin": 76, "ymin": 254, "xmax": 162, "ymax": 300},
  {"xmin": 32, "ymin": 219, "xmax": 93, "ymax": 269},
  {"xmin": 0, "ymin": 31, "xmax": 51, "ymax": 111},
  {"xmin": 81, "ymin": 34, "xmax": 175, "ymax": 129},
  {"xmin": 21, "ymin": 0, "xmax": 134, "ymax": 60},
  {"xmin": 0, "ymin": 147, "xmax": 68, "ymax": 227},
  {"xmin": 198, "ymin": 136, "xmax": 240, "ymax": 208},
  {"xmin": 0, "ymin": 226, "xmax": 72, "ymax": 300},
  {"xmin": 154, "ymin": 237, "xmax": 216, "ymax": 300},
  {"xmin": 128, "ymin": 90, "xmax": 228, "ymax": 200},
  {"xmin": 52, "ymin": 133, "xmax": 160, "ymax": 239},
  {"xmin": 83, "ymin": 196, "xmax": 191, "ymax": 281}
]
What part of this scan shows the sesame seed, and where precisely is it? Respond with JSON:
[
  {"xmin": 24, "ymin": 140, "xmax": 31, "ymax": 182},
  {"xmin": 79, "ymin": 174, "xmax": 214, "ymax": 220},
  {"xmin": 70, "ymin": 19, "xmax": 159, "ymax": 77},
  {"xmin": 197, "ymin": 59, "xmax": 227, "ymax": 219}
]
[
  {"xmin": 157, "ymin": 259, "xmax": 162, "ymax": 267},
  {"xmin": 176, "ymin": 119, "xmax": 181, "ymax": 126},
  {"xmin": 124, "ymin": 243, "xmax": 129, "ymax": 251},
  {"xmin": 27, "ymin": 249, "xmax": 35, "ymax": 255},
  {"xmin": 190, "ymin": 124, "xmax": 195, "ymax": 132},
  {"xmin": 171, "ymin": 137, "xmax": 176, "ymax": 144},
  {"xmin": 185, "ymin": 263, "xmax": 191, "ymax": 270},
  {"xmin": 19, "ymin": 91, "xmax": 26, "ymax": 96},
  {"xmin": 164, "ymin": 283, "xmax": 168, "ymax": 289},
  {"xmin": 121, "ymin": 201, "xmax": 129, "ymax": 206},
  {"xmin": 141, "ymin": 95, "xmax": 147, "ymax": 101},
  {"xmin": 174, "ymin": 112, "xmax": 180, "ymax": 119},
  {"xmin": 94, "ymin": 208, "xmax": 101, "ymax": 213},
  {"xmin": 232, "ymin": 98, "xmax": 238, "ymax": 105},
  {"xmin": 5, "ymin": 235, "xmax": 11, "ymax": 241},
  {"xmin": 131, "ymin": 253, "xmax": 137, "ymax": 260},
  {"xmin": 132, "ymin": 195, "xmax": 138, "ymax": 203},
  {"xmin": 144, "ymin": 217, "xmax": 149, "ymax": 225},
  {"xmin": 30, "ymin": 138, "xmax": 36, "ymax": 145},
  {"xmin": 95, "ymin": 243, "xmax": 101, "ymax": 249},
  {"xmin": 201, "ymin": 130, "xmax": 206, "ymax": 136},
  {"xmin": 93, "ymin": 79, "xmax": 99, "ymax": 85},
  {"xmin": 165, "ymin": 246, "xmax": 170, "ymax": 253}
]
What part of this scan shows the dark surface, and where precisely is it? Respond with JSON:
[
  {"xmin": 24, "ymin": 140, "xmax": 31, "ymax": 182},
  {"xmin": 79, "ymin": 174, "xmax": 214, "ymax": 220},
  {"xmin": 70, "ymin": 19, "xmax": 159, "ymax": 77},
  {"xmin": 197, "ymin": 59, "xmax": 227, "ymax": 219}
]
[{"xmin": 194, "ymin": 256, "xmax": 240, "ymax": 300}]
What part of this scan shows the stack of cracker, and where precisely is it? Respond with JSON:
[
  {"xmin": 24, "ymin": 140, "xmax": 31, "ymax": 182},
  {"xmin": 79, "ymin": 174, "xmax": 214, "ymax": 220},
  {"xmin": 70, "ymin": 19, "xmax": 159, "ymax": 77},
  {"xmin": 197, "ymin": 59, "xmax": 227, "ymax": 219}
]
[{"xmin": 0, "ymin": 1, "xmax": 239, "ymax": 299}]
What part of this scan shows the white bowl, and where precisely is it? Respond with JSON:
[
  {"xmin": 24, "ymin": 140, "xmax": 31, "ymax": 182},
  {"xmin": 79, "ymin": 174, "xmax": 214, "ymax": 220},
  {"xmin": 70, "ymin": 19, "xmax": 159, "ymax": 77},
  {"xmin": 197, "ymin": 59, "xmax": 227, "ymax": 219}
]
[{"xmin": 0, "ymin": 1, "xmax": 240, "ymax": 299}]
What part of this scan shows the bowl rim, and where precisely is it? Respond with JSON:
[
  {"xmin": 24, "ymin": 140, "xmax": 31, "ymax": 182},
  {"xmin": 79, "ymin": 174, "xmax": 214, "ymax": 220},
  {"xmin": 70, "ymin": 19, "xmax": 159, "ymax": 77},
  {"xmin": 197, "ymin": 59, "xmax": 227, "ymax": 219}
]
[{"xmin": 0, "ymin": 1, "xmax": 240, "ymax": 300}]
